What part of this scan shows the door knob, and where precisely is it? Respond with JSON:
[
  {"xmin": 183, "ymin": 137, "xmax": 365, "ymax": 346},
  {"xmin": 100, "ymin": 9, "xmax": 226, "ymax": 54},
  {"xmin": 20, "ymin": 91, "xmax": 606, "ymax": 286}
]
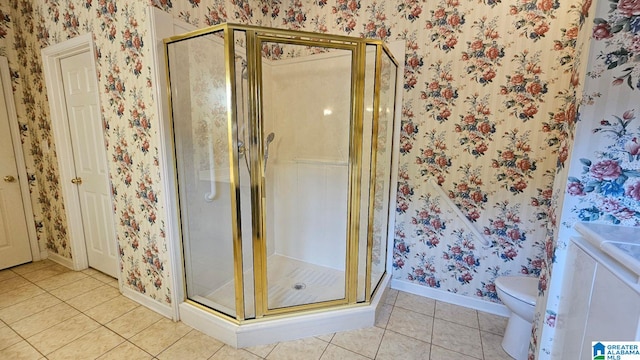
[
  {"xmin": 3, "ymin": 175, "xmax": 15, "ymax": 182},
  {"xmin": 71, "ymin": 177, "xmax": 83, "ymax": 185}
]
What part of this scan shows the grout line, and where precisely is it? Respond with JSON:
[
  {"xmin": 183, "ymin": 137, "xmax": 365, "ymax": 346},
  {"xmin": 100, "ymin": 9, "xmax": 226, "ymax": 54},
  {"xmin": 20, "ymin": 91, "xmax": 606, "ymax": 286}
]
[
  {"xmin": 477, "ymin": 310, "xmax": 486, "ymax": 360},
  {"xmin": 3, "ymin": 267, "xmax": 500, "ymax": 360},
  {"xmin": 430, "ymin": 302, "xmax": 436, "ymax": 350},
  {"xmin": 317, "ymin": 339, "xmax": 330, "ymax": 360},
  {"xmin": 372, "ymin": 329, "xmax": 384, "ymax": 359}
]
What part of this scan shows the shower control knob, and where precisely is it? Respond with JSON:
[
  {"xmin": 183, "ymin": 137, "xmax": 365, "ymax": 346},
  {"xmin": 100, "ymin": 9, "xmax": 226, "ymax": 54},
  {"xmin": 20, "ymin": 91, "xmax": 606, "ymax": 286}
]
[{"xmin": 238, "ymin": 141, "xmax": 246, "ymax": 156}]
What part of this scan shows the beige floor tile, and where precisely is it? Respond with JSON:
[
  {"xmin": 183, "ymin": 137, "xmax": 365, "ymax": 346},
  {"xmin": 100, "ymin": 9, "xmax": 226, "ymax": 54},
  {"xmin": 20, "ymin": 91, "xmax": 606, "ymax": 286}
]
[
  {"xmin": 0, "ymin": 322, "xmax": 22, "ymax": 351},
  {"xmin": 20, "ymin": 265, "xmax": 69, "ymax": 283},
  {"xmin": 129, "ymin": 318, "xmax": 191, "ymax": 356},
  {"xmin": 320, "ymin": 344, "xmax": 370, "ymax": 360},
  {"xmin": 0, "ymin": 283, "xmax": 45, "ymax": 309},
  {"xmin": 210, "ymin": 345, "xmax": 262, "ymax": 359},
  {"xmin": 0, "ymin": 275, "xmax": 31, "ymax": 293},
  {"xmin": 478, "ymin": 312, "xmax": 508, "ymax": 336},
  {"xmin": 394, "ymin": 292, "xmax": 435, "ymax": 316},
  {"xmin": 27, "ymin": 314, "xmax": 100, "ymax": 355},
  {"xmin": 10, "ymin": 302, "xmax": 80, "ymax": 338},
  {"xmin": 384, "ymin": 289, "xmax": 399, "ymax": 305},
  {"xmin": 65, "ymin": 285, "xmax": 120, "ymax": 312},
  {"xmin": 266, "ymin": 337, "xmax": 329, "ymax": 360},
  {"xmin": 11, "ymin": 260, "xmax": 55, "ymax": 275},
  {"xmin": 49, "ymin": 276, "xmax": 105, "ymax": 301},
  {"xmin": 0, "ymin": 340, "xmax": 44, "ymax": 360},
  {"xmin": 107, "ymin": 278, "xmax": 120, "ymax": 288},
  {"xmin": 34, "ymin": 271, "xmax": 88, "ymax": 292},
  {"xmin": 331, "ymin": 326, "xmax": 384, "ymax": 359},
  {"xmin": 375, "ymin": 330, "xmax": 431, "ymax": 360},
  {"xmin": 246, "ymin": 342, "xmax": 277, "ymax": 357},
  {"xmin": 156, "ymin": 329, "xmax": 223, "ymax": 360},
  {"xmin": 81, "ymin": 268, "xmax": 102, "ymax": 276},
  {"xmin": 374, "ymin": 304, "xmax": 393, "ymax": 329},
  {"xmin": 431, "ymin": 319, "xmax": 482, "ymax": 358},
  {"xmin": 96, "ymin": 341, "xmax": 152, "ymax": 360},
  {"xmin": 91, "ymin": 271, "xmax": 117, "ymax": 284},
  {"xmin": 106, "ymin": 306, "xmax": 163, "ymax": 339},
  {"xmin": 84, "ymin": 296, "xmax": 139, "ymax": 324},
  {"xmin": 0, "ymin": 293, "xmax": 62, "ymax": 324},
  {"xmin": 386, "ymin": 307, "xmax": 433, "ymax": 343},
  {"xmin": 435, "ymin": 301, "xmax": 479, "ymax": 328},
  {"xmin": 481, "ymin": 331, "xmax": 512, "ymax": 360},
  {"xmin": 47, "ymin": 326, "xmax": 124, "ymax": 360},
  {"xmin": 315, "ymin": 333, "xmax": 334, "ymax": 343},
  {"xmin": 430, "ymin": 345, "xmax": 481, "ymax": 359},
  {"xmin": 0, "ymin": 269, "xmax": 17, "ymax": 282}
]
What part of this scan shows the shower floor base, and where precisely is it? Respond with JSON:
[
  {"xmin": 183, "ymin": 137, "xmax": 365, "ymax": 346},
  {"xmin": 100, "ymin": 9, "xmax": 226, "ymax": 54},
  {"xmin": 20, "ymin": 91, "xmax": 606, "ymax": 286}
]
[
  {"xmin": 193, "ymin": 255, "xmax": 347, "ymax": 317},
  {"xmin": 180, "ymin": 273, "xmax": 390, "ymax": 349}
]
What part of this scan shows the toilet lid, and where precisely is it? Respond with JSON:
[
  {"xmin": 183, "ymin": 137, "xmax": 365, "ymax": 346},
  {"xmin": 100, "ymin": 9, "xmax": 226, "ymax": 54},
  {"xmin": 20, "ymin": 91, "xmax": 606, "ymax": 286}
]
[{"xmin": 495, "ymin": 276, "xmax": 538, "ymax": 305}]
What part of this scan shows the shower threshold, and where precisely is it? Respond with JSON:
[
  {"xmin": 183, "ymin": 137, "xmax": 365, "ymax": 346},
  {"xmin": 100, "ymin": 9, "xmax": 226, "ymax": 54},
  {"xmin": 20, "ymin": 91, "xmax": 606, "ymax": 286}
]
[{"xmin": 180, "ymin": 271, "xmax": 390, "ymax": 349}]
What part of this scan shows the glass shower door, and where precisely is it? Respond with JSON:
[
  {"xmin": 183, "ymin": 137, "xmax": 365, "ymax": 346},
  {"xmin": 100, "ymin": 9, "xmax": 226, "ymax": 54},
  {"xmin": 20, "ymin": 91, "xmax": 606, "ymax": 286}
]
[
  {"xmin": 257, "ymin": 39, "xmax": 356, "ymax": 312},
  {"xmin": 167, "ymin": 30, "xmax": 247, "ymax": 319}
]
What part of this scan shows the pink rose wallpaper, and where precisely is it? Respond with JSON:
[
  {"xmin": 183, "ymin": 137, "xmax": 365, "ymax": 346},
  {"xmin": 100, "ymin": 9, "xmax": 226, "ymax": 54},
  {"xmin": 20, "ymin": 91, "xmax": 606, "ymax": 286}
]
[
  {"xmin": 591, "ymin": 0, "xmax": 640, "ymax": 88},
  {"xmin": 0, "ymin": 0, "xmax": 638, "ymax": 357}
]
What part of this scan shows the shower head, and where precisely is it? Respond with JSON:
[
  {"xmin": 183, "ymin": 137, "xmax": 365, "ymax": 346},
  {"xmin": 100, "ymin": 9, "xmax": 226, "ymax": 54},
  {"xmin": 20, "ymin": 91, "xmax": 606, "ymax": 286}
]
[
  {"xmin": 264, "ymin": 132, "xmax": 276, "ymax": 173},
  {"xmin": 266, "ymin": 132, "xmax": 275, "ymax": 145}
]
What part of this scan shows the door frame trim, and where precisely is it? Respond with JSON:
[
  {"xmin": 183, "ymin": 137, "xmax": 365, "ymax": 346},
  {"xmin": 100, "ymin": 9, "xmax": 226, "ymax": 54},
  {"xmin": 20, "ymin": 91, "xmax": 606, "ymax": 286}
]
[
  {"xmin": 41, "ymin": 33, "xmax": 120, "ymax": 281},
  {"xmin": 148, "ymin": 6, "xmax": 196, "ymax": 319},
  {"xmin": 0, "ymin": 56, "xmax": 41, "ymax": 262}
]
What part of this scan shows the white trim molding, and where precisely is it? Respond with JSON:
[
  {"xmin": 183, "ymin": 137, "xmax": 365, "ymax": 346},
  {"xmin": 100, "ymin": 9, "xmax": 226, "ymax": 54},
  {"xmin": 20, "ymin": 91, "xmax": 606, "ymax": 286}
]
[
  {"xmin": 47, "ymin": 251, "xmax": 75, "ymax": 270},
  {"xmin": 41, "ymin": 34, "xmax": 120, "ymax": 286},
  {"xmin": 391, "ymin": 278, "xmax": 510, "ymax": 317},
  {"xmin": 42, "ymin": 33, "xmax": 93, "ymax": 271},
  {"xmin": 147, "ymin": 5, "xmax": 197, "ymax": 320},
  {"xmin": 122, "ymin": 286, "xmax": 175, "ymax": 319}
]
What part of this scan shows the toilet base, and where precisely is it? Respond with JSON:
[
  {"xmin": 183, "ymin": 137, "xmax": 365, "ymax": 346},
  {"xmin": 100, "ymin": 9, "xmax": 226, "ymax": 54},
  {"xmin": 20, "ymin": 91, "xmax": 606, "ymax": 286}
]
[{"xmin": 501, "ymin": 312, "xmax": 532, "ymax": 360}]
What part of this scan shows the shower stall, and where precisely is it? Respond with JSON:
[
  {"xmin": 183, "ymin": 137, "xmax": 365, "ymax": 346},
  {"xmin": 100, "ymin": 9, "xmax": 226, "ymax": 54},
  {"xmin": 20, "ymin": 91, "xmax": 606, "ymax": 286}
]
[{"xmin": 163, "ymin": 23, "xmax": 400, "ymax": 345}]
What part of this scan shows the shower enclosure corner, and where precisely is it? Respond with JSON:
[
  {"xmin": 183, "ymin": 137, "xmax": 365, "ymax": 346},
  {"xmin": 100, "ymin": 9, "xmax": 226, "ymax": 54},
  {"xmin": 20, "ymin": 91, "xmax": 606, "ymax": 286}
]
[{"xmin": 164, "ymin": 23, "xmax": 399, "ymax": 326}]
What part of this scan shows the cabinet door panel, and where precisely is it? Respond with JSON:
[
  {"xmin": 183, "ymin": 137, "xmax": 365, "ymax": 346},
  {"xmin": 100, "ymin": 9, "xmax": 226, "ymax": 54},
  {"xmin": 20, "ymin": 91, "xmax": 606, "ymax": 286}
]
[
  {"xmin": 558, "ymin": 243, "xmax": 597, "ymax": 359},
  {"xmin": 583, "ymin": 264, "xmax": 640, "ymax": 349}
]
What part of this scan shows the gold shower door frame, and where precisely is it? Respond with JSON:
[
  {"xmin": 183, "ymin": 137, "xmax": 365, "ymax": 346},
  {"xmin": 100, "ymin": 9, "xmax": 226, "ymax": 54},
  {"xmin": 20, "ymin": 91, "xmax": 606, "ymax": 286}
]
[{"xmin": 164, "ymin": 23, "xmax": 399, "ymax": 323}]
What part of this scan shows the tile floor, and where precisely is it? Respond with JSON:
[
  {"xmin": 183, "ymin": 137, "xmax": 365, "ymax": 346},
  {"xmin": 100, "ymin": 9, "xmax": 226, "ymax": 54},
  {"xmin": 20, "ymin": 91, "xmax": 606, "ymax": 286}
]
[{"xmin": 0, "ymin": 259, "xmax": 513, "ymax": 359}]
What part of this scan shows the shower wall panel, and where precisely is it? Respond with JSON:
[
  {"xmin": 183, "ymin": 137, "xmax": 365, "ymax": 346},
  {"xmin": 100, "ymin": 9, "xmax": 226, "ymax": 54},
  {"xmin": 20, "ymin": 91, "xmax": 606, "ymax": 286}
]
[{"xmin": 265, "ymin": 51, "xmax": 352, "ymax": 270}]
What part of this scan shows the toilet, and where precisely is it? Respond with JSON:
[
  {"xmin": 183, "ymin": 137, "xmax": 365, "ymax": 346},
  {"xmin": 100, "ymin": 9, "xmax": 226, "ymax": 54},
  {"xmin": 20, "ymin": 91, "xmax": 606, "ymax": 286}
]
[{"xmin": 495, "ymin": 276, "xmax": 539, "ymax": 360}]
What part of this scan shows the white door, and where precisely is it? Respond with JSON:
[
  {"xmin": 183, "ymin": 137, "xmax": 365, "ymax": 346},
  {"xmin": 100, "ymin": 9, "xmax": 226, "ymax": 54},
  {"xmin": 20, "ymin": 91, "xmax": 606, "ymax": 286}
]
[
  {"xmin": 0, "ymin": 65, "xmax": 32, "ymax": 270},
  {"xmin": 60, "ymin": 51, "xmax": 118, "ymax": 277}
]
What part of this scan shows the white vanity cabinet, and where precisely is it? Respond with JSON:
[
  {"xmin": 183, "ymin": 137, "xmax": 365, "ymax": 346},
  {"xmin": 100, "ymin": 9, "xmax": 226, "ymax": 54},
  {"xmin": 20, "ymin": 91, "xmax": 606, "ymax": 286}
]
[{"xmin": 557, "ymin": 223, "xmax": 640, "ymax": 360}]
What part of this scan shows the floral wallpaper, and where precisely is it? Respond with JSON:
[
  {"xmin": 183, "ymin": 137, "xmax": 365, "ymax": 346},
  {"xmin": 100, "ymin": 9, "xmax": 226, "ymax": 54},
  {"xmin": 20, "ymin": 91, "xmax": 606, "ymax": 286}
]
[
  {"xmin": 591, "ymin": 0, "xmax": 640, "ymax": 89},
  {"xmin": 5, "ymin": 0, "xmax": 638, "ymax": 357},
  {"xmin": 568, "ymin": 111, "xmax": 640, "ymax": 225},
  {"xmin": 533, "ymin": 0, "xmax": 640, "ymax": 356},
  {"xmin": 1, "ymin": 1, "xmax": 59, "ymax": 257},
  {"xmin": 4, "ymin": 0, "xmax": 172, "ymax": 304}
]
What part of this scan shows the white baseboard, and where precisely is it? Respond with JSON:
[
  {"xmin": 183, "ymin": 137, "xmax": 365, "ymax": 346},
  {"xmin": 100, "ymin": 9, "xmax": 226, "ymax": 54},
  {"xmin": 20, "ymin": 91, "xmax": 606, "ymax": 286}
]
[
  {"xmin": 122, "ymin": 286, "xmax": 175, "ymax": 320},
  {"xmin": 46, "ymin": 252, "xmax": 74, "ymax": 270},
  {"xmin": 391, "ymin": 278, "xmax": 510, "ymax": 317},
  {"xmin": 39, "ymin": 251, "xmax": 48, "ymax": 260}
]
